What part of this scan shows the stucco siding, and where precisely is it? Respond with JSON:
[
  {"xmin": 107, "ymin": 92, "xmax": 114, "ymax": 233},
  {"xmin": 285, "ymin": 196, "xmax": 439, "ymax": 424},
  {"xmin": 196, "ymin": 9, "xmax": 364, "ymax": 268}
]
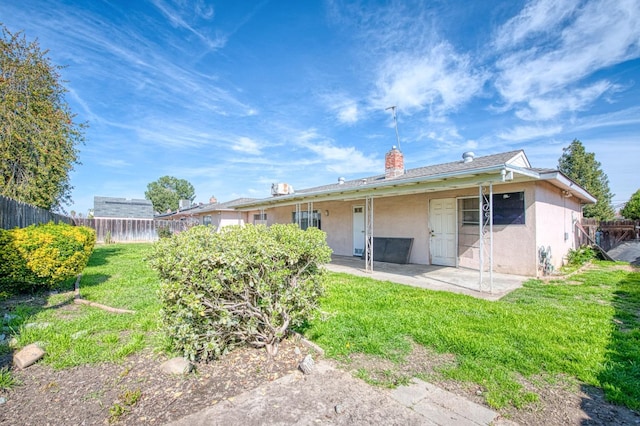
[{"xmin": 534, "ymin": 182, "xmax": 583, "ymax": 274}]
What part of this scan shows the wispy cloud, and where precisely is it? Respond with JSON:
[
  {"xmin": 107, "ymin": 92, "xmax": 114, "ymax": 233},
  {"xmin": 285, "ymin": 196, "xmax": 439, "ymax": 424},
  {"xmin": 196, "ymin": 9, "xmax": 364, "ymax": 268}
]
[
  {"xmin": 293, "ymin": 129, "xmax": 379, "ymax": 174},
  {"xmin": 493, "ymin": 0, "xmax": 640, "ymax": 120},
  {"xmin": 232, "ymin": 137, "xmax": 262, "ymax": 155},
  {"xmin": 498, "ymin": 124, "xmax": 564, "ymax": 142},
  {"xmin": 149, "ymin": 0, "xmax": 227, "ymax": 50},
  {"xmin": 372, "ymin": 43, "xmax": 485, "ymax": 116}
]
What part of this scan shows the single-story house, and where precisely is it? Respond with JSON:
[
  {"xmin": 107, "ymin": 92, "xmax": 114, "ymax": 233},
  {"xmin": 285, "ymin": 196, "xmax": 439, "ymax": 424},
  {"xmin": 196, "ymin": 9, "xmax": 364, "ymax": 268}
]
[
  {"xmin": 226, "ymin": 148, "xmax": 595, "ymax": 278},
  {"xmin": 157, "ymin": 197, "xmax": 257, "ymax": 228}
]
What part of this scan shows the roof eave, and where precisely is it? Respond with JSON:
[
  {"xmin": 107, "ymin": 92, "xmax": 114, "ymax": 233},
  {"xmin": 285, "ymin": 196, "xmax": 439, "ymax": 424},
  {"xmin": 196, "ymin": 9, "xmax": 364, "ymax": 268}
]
[
  {"xmin": 234, "ymin": 164, "xmax": 530, "ymax": 210},
  {"xmin": 539, "ymin": 171, "xmax": 597, "ymax": 203}
]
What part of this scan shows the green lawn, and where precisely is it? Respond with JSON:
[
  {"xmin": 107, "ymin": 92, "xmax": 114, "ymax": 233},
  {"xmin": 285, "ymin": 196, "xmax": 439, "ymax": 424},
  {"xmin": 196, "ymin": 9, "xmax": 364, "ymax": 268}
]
[
  {"xmin": 7, "ymin": 243, "xmax": 163, "ymax": 369},
  {"xmin": 6, "ymin": 244, "xmax": 639, "ymax": 411},
  {"xmin": 305, "ymin": 263, "xmax": 640, "ymax": 410}
]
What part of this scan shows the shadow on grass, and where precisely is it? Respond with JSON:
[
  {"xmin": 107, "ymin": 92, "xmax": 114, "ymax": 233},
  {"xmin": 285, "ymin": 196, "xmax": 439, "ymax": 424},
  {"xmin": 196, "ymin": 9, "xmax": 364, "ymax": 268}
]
[
  {"xmin": 85, "ymin": 245, "xmax": 123, "ymax": 267},
  {"xmin": 581, "ymin": 269, "xmax": 640, "ymax": 422}
]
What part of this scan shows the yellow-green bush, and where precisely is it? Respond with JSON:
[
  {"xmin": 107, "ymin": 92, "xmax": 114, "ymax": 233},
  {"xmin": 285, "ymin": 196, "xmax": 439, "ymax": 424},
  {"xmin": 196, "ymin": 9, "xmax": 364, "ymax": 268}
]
[{"xmin": 0, "ymin": 222, "xmax": 96, "ymax": 293}]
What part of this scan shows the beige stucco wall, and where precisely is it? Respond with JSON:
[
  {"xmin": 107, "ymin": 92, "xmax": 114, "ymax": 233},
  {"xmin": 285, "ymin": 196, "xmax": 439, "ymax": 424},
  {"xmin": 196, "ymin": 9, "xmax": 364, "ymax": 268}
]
[
  {"xmin": 452, "ymin": 183, "xmax": 537, "ymax": 276},
  {"xmin": 235, "ymin": 181, "xmax": 584, "ymax": 277},
  {"xmin": 533, "ymin": 181, "xmax": 583, "ymax": 274}
]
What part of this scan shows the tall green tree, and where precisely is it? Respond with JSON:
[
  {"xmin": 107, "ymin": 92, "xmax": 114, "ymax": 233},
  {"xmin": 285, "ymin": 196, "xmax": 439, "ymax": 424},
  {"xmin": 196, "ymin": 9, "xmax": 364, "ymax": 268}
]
[
  {"xmin": 620, "ymin": 189, "xmax": 640, "ymax": 220},
  {"xmin": 145, "ymin": 176, "xmax": 195, "ymax": 213},
  {"xmin": 558, "ymin": 139, "xmax": 614, "ymax": 220},
  {"xmin": 0, "ymin": 25, "xmax": 85, "ymax": 211}
]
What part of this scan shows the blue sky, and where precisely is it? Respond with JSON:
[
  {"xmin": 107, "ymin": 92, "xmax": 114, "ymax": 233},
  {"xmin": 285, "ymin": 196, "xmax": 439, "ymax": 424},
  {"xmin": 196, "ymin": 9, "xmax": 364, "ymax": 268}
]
[{"xmin": 2, "ymin": 0, "xmax": 639, "ymax": 215}]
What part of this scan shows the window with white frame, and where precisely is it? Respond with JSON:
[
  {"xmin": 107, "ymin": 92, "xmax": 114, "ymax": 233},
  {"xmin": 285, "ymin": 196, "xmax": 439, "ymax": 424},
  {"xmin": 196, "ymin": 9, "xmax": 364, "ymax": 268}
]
[
  {"xmin": 292, "ymin": 210, "xmax": 321, "ymax": 230},
  {"xmin": 459, "ymin": 191, "xmax": 525, "ymax": 226}
]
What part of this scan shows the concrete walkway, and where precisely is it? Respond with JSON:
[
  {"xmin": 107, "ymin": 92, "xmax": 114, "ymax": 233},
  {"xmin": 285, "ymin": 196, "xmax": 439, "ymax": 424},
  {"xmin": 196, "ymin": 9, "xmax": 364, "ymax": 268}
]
[
  {"xmin": 168, "ymin": 360, "xmax": 511, "ymax": 426},
  {"xmin": 326, "ymin": 256, "xmax": 530, "ymax": 301}
]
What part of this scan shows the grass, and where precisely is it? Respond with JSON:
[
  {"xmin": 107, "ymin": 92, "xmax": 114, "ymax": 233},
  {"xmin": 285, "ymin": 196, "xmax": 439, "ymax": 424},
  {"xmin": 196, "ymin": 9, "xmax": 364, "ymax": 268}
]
[
  {"xmin": 7, "ymin": 243, "xmax": 162, "ymax": 369},
  {"xmin": 5, "ymin": 243, "xmax": 639, "ymax": 412},
  {"xmin": 306, "ymin": 261, "xmax": 640, "ymax": 410}
]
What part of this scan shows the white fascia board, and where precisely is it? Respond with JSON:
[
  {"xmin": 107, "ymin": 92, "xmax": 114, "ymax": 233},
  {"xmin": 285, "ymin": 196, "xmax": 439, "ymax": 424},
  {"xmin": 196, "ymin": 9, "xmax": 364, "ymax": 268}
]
[
  {"xmin": 538, "ymin": 171, "xmax": 597, "ymax": 203},
  {"xmin": 233, "ymin": 164, "xmax": 535, "ymax": 210}
]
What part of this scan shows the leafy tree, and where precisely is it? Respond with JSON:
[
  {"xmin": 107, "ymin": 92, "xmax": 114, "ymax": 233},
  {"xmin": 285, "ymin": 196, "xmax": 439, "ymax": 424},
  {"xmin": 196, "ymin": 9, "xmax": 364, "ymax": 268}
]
[
  {"xmin": 621, "ymin": 189, "xmax": 640, "ymax": 220},
  {"xmin": 558, "ymin": 139, "xmax": 614, "ymax": 220},
  {"xmin": 0, "ymin": 25, "xmax": 85, "ymax": 211},
  {"xmin": 145, "ymin": 176, "xmax": 195, "ymax": 213}
]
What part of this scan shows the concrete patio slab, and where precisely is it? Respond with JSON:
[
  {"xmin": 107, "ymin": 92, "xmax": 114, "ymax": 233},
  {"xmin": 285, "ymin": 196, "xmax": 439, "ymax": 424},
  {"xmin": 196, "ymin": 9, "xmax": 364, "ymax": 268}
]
[{"xmin": 326, "ymin": 256, "xmax": 530, "ymax": 301}]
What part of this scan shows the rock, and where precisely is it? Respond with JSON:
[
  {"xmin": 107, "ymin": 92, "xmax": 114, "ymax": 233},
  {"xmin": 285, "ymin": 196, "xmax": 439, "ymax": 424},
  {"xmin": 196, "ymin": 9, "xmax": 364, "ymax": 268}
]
[
  {"xmin": 335, "ymin": 404, "xmax": 343, "ymax": 414},
  {"xmin": 13, "ymin": 343, "xmax": 45, "ymax": 369},
  {"xmin": 0, "ymin": 397, "xmax": 6, "ymax": 404},
  {"xmin": 294, "ymin": 346, "xmax": 302, "ymax": 356},
  {"xmin": 24, "ymin": 322, "xmax": 52, "ymax": 329},
  {"xmin": 71, "ymin": 330, "xmax": 89, "ymax": 340},
  {"xmin": 160, "ymin": 357, "xmax": 193, "ymax": 375},
  {"xmin": 3, "ymin": 313, "xmax": 17, "ymax": 322},
  {"xmin": 298, "ymin": 354, "xmax": 315, "ymax": 375}
]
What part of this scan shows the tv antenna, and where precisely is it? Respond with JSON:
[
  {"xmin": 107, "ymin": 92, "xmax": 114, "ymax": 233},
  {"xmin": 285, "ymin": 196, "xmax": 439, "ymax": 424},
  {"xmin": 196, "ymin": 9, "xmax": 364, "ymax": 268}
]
[{"xmin": 385, "ymin": 105, "xmax": 401, "ymax": 150}]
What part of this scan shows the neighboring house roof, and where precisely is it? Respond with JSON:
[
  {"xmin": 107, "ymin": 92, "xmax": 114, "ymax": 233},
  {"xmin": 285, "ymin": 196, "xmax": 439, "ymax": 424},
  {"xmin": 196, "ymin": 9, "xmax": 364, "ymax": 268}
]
[
  {"xmin": 93, "ymin": 196, "xmax": 154, "ymax": 219},
  {"xmin": 232, "ymin": 150, "xmax": 596, "ymax": 210},
  {"xmin": 155, "ymin": 198, "xmax": 258, "ymax": 220}
]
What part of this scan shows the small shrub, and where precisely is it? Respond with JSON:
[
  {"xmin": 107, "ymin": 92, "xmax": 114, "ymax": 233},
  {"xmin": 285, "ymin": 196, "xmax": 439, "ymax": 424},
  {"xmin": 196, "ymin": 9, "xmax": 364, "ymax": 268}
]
[
  {"xmin": 148, "ymin": 224, "xmax": 332, "ymax": 361},
  {"xmin": 566, "ymin": 245, "xmax": 597, "ymax": 266},
  {"xmin": 156, "ymin": 225, "xmax": 172, "ymax": 239},
  {"xmin": 0, "ymin": 222, "xmax": 96, "ymax": 294}
]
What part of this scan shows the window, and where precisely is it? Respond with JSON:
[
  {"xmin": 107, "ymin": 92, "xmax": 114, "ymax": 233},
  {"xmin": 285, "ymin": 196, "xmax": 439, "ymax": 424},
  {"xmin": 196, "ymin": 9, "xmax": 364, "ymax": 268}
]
[
  {"xmin": 459, "ymin": 191, "xmax": 525, "ymax": 226},
  {"xmin": 203, "ymin": 215, "xmax": 212, "ymax": 226},
  {"xmin": 493, "ymin": 192, "xmax": 525, "ymax": 225},
  {"xmin": 292, "ymin": 210, "xmax": 321, "ymax": 230},
  {"xmin": 253, "ymin": 213, "xmax": 267, "ymax": 224},
  {"xmin": 460, "ymin": 198, "xmax": 479, "ymax": 225}
]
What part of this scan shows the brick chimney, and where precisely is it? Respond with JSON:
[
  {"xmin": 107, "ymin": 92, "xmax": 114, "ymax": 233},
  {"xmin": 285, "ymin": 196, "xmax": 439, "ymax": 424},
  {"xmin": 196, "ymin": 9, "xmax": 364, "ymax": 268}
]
[
  {"xmin": 209, "ymin": 195, "xmax": 217, "ymax": 204},
  {"xmin": 385, "ymin": 146, "xmax": 404, "ymax": 179}
]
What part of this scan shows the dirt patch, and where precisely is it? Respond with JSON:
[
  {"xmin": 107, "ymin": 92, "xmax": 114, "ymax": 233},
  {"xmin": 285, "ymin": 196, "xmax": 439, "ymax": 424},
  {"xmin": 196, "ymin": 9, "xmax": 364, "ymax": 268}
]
[
  {"xmin": 1, "ymin": 338, "xmax": 308, "ymax": 425},
  {"xmin": 2, "ymin": 294, "xmax": 640, "ymax": 425}
]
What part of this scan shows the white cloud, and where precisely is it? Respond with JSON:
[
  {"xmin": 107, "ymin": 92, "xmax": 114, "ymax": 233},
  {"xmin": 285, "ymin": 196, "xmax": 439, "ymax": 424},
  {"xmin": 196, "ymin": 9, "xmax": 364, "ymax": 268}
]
[
  {"xmin": 372, "ymin": 43, "xmax": 485, "ymax": 117},
  {"xmin": 493, "ymin": 0, "xmax": 580, "ymax": 49},
  {"xmin": 293, "ymin": 129, "xmax": 379, "ymax": 174},
  {"xmin": 493, "ymin": 0, "xmax": 640, "ymax": 120},
  {"xmin": 498, "ymin": 124, "xmax": 564, "ymax": 141},
  {"xmin": 232, "ymin": 137, "xmax": 262, "ymax": 155}
]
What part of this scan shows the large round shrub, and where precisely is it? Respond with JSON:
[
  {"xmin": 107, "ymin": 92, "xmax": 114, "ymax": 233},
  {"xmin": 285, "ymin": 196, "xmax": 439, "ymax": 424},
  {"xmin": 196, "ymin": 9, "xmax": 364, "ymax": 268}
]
[
  {"xmin": 0, "ymin": 222, "xmax": 96, "ymax": 293},
  {"xmin": 148, "ymin": 224, "xmax": 332, "ymax": 361}
]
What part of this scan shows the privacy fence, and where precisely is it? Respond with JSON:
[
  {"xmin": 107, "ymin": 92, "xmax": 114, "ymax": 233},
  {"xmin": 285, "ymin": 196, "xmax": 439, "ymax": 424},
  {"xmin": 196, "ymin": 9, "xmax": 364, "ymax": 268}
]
[
  {"xmin": 579, "ymin": 218, "xmax": 639, "ymax": 251},
  {"xmin": 72, "ymin": 218, "xmax": 196, "ymax": 243},
  {"xmin": 0, "ymin": 195, "xmax": 73, "ymax": 230}
]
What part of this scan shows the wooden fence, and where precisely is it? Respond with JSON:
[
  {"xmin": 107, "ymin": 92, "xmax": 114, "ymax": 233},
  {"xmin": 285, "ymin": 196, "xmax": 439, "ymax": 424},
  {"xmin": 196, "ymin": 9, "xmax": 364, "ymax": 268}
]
[
  {"xmin": 72, "ymin": 218, "xmax": 197, "ymax": 243},
  {"xmin": 579, "ymin": 218, "xmax": 640, "ymax": 251},
  {"xmin": 0, "ymin": 195, "xmax": 73, "ymax": 230}
]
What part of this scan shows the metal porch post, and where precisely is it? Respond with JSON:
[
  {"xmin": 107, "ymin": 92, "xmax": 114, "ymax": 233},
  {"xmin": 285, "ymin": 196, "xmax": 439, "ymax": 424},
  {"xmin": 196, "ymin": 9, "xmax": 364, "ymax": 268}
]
[{"xmin": 365, "ymin": 196, "xmax": 374, "ymax": 272}]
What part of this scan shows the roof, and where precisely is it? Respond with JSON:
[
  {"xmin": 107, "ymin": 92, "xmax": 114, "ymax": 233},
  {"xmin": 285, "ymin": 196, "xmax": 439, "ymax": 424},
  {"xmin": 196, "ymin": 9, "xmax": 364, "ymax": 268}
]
[
  {"xmin": 93, "ymin": 196, "xmax": 154, "ymax": 219},
  {"xmin": 231, "ymin": 149, "xmax": 596, "ymax": 210},
  {"xmin": 155, "ymin": 197, "xmax": 258, "ymax": 219}
]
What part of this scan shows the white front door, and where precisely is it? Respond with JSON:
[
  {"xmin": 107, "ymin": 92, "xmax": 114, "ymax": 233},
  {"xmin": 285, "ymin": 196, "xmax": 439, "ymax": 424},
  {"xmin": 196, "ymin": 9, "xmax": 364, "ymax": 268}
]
[
  {"xmin": 429, "ymin": 198, "xmax": 457, "ymax": 266},
  {"xmin": 353, "ymin": 206, "xmax": 365, "ymax": 256}
]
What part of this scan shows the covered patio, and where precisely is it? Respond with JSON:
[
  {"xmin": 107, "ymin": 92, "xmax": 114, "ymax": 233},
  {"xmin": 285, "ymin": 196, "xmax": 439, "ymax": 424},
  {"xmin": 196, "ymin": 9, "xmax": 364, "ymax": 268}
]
[{"xmin": 326, "ymin": 255, "xmax": 530, "ymax": 301}]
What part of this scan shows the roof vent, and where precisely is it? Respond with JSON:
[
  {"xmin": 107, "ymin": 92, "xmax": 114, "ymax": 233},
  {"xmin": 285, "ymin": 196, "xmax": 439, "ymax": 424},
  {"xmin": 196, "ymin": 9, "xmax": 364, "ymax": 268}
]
[
  {"xmin": 338, "ymin": 177, "xmax": 345, "ymax": 185},
  {"xmin": 462, "ymin": 151, "xmax": 475, "ymax": 163}
]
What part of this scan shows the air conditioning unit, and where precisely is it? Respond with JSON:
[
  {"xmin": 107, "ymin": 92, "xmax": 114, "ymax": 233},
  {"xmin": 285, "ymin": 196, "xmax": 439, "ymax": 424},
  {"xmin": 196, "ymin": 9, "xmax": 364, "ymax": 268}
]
[
  {"xmin": 179, "ymin": 199, "xmax": 191, "ymax": 210},
  {"xmin": 271, "ymin": 183, "xmax": 294, "ymax": 196}
]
